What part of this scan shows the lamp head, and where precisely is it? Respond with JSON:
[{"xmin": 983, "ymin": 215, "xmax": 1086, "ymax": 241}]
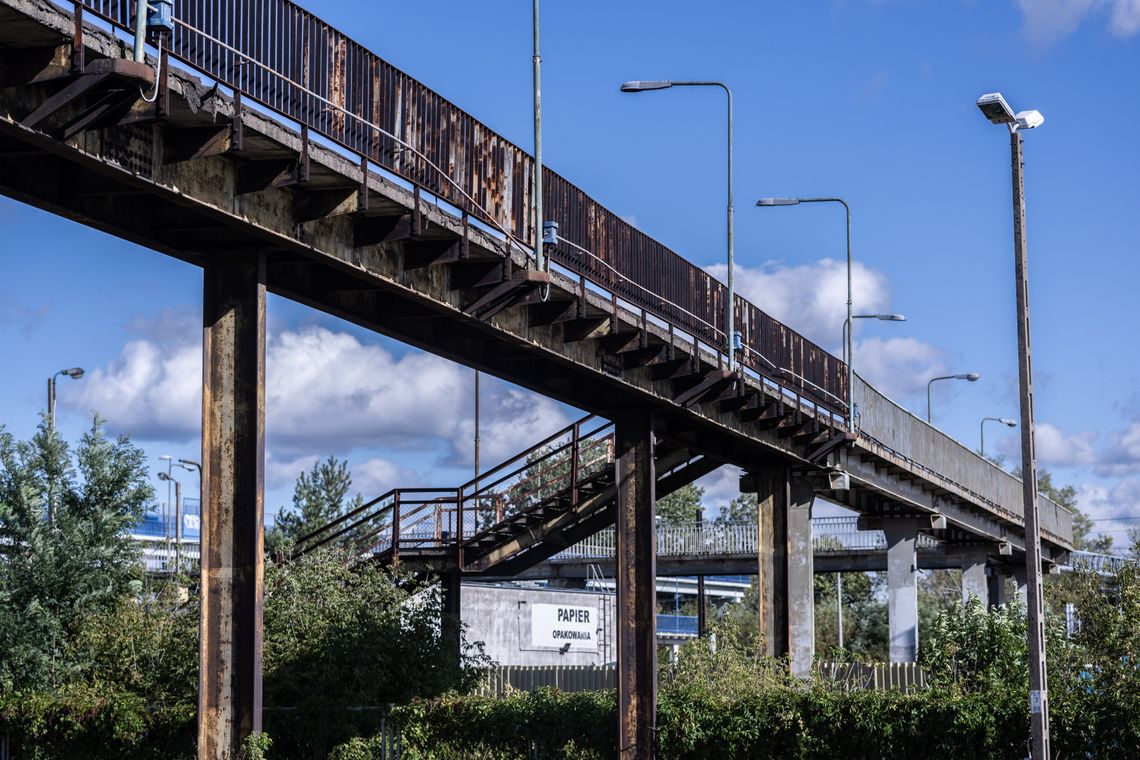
[
  {"xmin": 960, "ymin": 373, "xmax": 981, "ymax": 382},
  {"xmin": 620, "ymin": 80, "xmax": 672, "ymax": 92},
  {"xmin": 1015, "ymin": 109, "xmax": 1044, "ymax": 130},
  {"xmin": 977, "ymin": 92, "xmax": 1016, "ymax": 125},
  {"xmin": 158, "ymin": 472, "xmax": 172, "ymax": 482},
  {"xmin": 878, "ymin": 314, "xmax": 906, "ymax": 322},
  {"xmin": 60, "ymin": 367, "xmax": 85, "ymax": 379},
  {"xmin": 1000, "ymin": 418, "xmax": 1018, "ymax": 427},
  {"xmin": 756, "ymin": 198, "xmax": 800, "ymax": 207}
]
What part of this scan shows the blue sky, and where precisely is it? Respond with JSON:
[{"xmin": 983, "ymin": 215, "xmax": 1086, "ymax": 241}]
[{"xmin": 2, "ymin": 0, "xmax": 1138, "ymax": 546}]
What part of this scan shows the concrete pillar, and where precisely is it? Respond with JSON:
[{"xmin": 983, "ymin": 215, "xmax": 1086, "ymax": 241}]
[
  {"xmin": 199, "ymin": 254, "xmax": 266, "ymax": 760},
  {"xmin": 961, "ymin": 546, "xmax": 991, "ymax": 606},
  {"xmin": 786, "ymin": 477, "xmax": 815, "ymax": 679},
  {"xmin": 988, "ymin": 572, "xmax": 1008, "ymax": 608},
  {"xmin": 884, "ymin": 519, "xmax": 921, "ymax": 663},
  {"xmin": 614, "ymin": 413, "xmax": 655, "ymax": 760},
  {"xmin": 753, "ymin": 469, "xmax": 789, "ymax": 658},
  {"xmin": 1013, "ymin": 566, "xmax": 1028, "ymax": 605},
  {"xmin": 441, "ymin": 572, "xmax": 462, "ymax": 672}
]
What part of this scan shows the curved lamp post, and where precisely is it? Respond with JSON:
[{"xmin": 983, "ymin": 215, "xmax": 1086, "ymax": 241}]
[
  {"xmin": 623, "ymin": 80, "xmax": 736, "ymax": 370},
  {"xmin": 980, "ymin": 417, "xmax": 1017, "ymax": 457},
  {"xmin": 926, "ymin": 373, "xmax": 980, "ymax": 424},
  {"xmin": 757, "ymin": 197, "xmax": 853, "ymax": 426}
]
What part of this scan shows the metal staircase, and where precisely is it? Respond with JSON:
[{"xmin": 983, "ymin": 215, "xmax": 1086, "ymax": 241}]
[{"xmin": 292, "ymin": 414, "xmax": 720, "ymax": 576}]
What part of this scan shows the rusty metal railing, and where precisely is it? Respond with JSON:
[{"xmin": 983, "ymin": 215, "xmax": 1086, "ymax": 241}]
[{"xmin": 67, "ymin": 0, "xmax": 847, "ymax": 415}]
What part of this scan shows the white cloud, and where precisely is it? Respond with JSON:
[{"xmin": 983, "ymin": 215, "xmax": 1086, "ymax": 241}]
[
  {"xmin": 1095, "ymin": 419, "xmax": 1140, "ymax": 477},
  {"xmin": 1038, "ymin": 423, "xmax": 1098, "ymax": 466},
  {"xmin": 353, "ymin": 457, "xmax": 420, "ymax": 496},
  {"xmin": 707, "ymin": 258, "xmax": 889, "ymax": 350},
  {"xmin": 67, "ymin": 323, "xmax": 573, "ymax": 475},
  {"xmin": 1016, "ymin": 0, "xmax": 1140, "ymax": 45},
  {"xmin": 1077, "ymin": 477, "xmax": 1140, "ymax": 550},
  {"xmin": 1002, "ymin": 422, "xmax": 1098, "ymax": 467},
  {"xmin": 850, "ymin": 336, "xmax": 947, "ymax": 402}
]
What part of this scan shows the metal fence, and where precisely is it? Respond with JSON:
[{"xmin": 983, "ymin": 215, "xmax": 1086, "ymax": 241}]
[
  {"xmin": 549, "ymin": 518, "xmax": 940, "ymax": 563},
  {"xmin": 475, "ymin": 663, "xmax": 926, "ymax": 697},
  {"xmin": 66, "ymin": 0, "xmax": 846, "ymax": 414}
]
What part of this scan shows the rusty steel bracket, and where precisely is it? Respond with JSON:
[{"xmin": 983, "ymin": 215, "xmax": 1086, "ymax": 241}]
[
  {"xmin": 463, "ymin": 269, "xmax": 551, "ymax": 321},
  {"xmin": 807, "ymin": 430, "xmax": 858, "ymax": 464},
  {"xmin": 673, "ymin": 369, "xmax": 734, "ymax": 408}
]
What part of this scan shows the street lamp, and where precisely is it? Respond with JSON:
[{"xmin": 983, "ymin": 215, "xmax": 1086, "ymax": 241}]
[
  {"xmin": 622, "ymin": 79, "xmax": 737, "ymax": 369},
  {"xmin": 978, "ymin": 90, "xmax": 1049, "ymax": 759},
  {"xmin": 757, "ymin": 197, "xmax": 853, "ymax": 426},
  {"xmin": 159, "ymin": 454, "xmax": 174, "ymax": 542},
  {"xmin": 841, "ymin": 314, "xmax": 907, "ymax": 375},
  {"xmin": 47, "ymin": 367, "xmax": 84, "ymax": 431},
  {"xmin": 158, "ymin": 471, "xmax": 183, "ymax": 575},
  {"xmin": 980, "ymin": 417, "xmax": 1017, "ymax": 457},
  {"xmin": 926, "ymin": 373, "xmax": 980, "ymax": 424}
]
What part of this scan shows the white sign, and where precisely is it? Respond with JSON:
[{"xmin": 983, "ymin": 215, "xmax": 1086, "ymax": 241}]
[{"xmin": 531, "ymin": 603, "xmax": 598, "ymax": 652}]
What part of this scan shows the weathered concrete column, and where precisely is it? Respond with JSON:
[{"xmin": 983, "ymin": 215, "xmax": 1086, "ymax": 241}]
[
  {"xmin": 786, "ymin": 477, "xmax": 815, "ymax": 679},
  {"xmin": 199, "ymin": 254, "xmax": 266, "ymax": 760},
  {"xmin": 441, "ymin": 572, "xmax": 462, "ymax": 673},
  {"xmin": 883, "ymin": 518, "xmax": 921, "ymax": 663},
  {"xmin": 1013, "ymin": 566, "xmax": 1028, "ymax": 605},
  {"xmin": 753, "ymin": 469, "xmax": 789, "ymax": 658},
  {"xmin": 988, "ymin": 571, "xmax": 1008, "ymax": 608},
  {"xmin": 614, "ymin": 413, "xmax": 656, "ymax": 759},
  {"xmin": 961, "ymin": 546, "xmax": 991, "ymax": 606}
]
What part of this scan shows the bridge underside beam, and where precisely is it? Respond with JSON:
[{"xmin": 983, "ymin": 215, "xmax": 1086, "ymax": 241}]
[{"xmin": 199, "ymin": 254, "xmax": 266, "ymax": 759}]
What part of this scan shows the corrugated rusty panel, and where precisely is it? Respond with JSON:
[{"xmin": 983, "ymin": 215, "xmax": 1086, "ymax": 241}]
[{"xmin": 75, "ymin": 0, "xmax": 847, "ymax": 414}]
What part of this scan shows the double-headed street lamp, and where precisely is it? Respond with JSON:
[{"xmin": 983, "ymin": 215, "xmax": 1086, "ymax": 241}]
[
  {"xmin": 158, "ymin": 471, "xmax": 183, "ymax": 575},
  {"xmin": 621, "ymin": 80, "xmax": 737, "ymax": 370},
  {"xmin": 978, "ymin": 90, "xmax": 1049, "ymax": 759},
  {"xmin": 757, "ymin": 197, "xmax": 854, "ymax": 425},
  {"xmin": 926, "ymin": 373, "xmax": 980, "ymax": 424},
  {"xmin": 980, "ymin": 417, "xmax": 1017, "ymax": 457},
  {"xmin": 47, "ymin": 367, "xmax": 84, "ymax": 431}
]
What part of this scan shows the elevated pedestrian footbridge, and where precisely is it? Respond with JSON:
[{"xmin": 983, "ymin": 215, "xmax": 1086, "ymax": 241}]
[{"xmin": 0, "ymin": 0, "xmax": 1076, "ymax": 753}]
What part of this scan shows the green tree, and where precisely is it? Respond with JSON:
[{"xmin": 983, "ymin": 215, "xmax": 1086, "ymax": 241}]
[
  {"xmin": 717, "ymin": 492, "xmax": 756, "ymax": 524},
  {"xmin": 268, "ymin": 456, "xmax": 364, "ymax": 554},
  {"xmin": 0, "ymin": 417, "xmax": 152, "ymax": 691},
  {"xmin": 656, "ymin": 483, "xmax": 704, "ymax": 523},
  {"xmin": 814, "ymin": 568, "xmax": 887, "ymax": 661}
]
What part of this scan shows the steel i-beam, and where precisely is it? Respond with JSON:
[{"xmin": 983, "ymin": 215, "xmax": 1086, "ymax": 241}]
[
  {"xmin": 615, "ymin": 413, "xmax": 656, "ymax": 759},
  {"xmin": 200, "ymin": 254, "xmax": 266, "ymax": 759}
]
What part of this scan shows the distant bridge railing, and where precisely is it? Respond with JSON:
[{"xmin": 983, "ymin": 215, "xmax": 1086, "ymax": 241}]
[
  {"xmin": 853, "ymin": 375, "xmax": 1073, "ymax": 546},
  {"xmin": 549, "ymin": 518, "xmax": 940, "ymax": 563},
  {"xmin": 1067, "ymin": 551, "xmax": 1134, "ymax": 576},
  {"xmin": 63, "ymin": 0, "xmax": 846, "ymax": 415}
]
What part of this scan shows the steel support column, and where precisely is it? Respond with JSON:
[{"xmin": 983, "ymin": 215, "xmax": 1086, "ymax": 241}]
[
  {"xmin": 884, "ymin": 518, "xmax": 921, "ymax": 663},
  {"xmin": 615, "ymin": 413, "xmax": 656, "ymax": 759},
  {"xmin": 199, "ymin": 254, "xmax": 266, "ymax": 760},
  {"xmin": 961, "ymin": 546, "xmax": 991, "ymax": 606}
]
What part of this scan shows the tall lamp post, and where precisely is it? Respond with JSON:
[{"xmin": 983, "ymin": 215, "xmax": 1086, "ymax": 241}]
[
  {"xmin": 980, "ymin": 417, "xmax": 1017, "ymax": 457},
  {"xmin": 756, "ymin": 197, "xmax": 853, "ymax": 426},
  {"xmin": 47, "ymin": 367, "xmax": 84, "ymax": 431},
  {"xmin": 158, "ymin": 471, "xmax": 183, "ymax": 575},
  {"xmin": 977, "ymin": 90, "xmax": 1049, "ymax": 759},
  {"xmin": 926, "ymin": 373, "xmax": 980, "ymax": 424},
  {"xmin": 46, "ymin": 366, "xmax": 84, "ymax": 526},
  {"xmin": 622, "ymin": 80, "xmax": 736, "ymax": 370}
]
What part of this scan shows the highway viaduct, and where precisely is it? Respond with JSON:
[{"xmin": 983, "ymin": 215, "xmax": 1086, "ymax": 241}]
[{"xmin": 0, "ymin": 1, "xmax": 1072, "ymax": 757}]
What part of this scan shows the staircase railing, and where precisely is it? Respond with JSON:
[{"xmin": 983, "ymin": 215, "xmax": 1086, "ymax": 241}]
[{"xmin": 291, "ymin": 415, "xmax": 615, "ymax": 563}]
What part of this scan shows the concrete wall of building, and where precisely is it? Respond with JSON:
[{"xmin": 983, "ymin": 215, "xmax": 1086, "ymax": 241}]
[{"xmin": 462, "ymin": 582, "xmax": 617, "ymax": 667}]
